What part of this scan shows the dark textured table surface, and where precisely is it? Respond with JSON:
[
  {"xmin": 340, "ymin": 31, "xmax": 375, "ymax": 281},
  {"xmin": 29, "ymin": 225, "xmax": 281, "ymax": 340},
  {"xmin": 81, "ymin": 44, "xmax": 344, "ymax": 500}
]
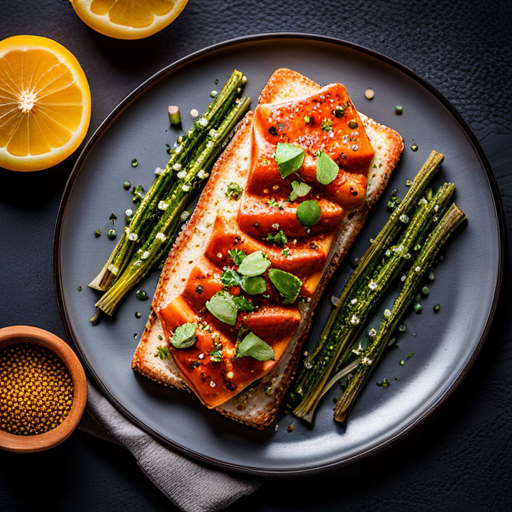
[{"xmin": 1, "ymin": 1, "xmax": 511, "ymax": 510}]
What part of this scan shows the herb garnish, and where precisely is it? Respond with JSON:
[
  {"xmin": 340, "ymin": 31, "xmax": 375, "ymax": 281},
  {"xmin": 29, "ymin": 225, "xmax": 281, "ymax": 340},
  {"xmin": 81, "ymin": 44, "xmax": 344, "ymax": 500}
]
[
  {"xmin": 241, "ymin": 276, "xmax": 267, "ymax": 295},
  {"xmin": 236, "ymin": 332, "xmax": 274, "ymax": 361},
  {"xmin": 296, "ymin": 200, "xmax": 322, "ymax": 226},
  {"xmin": 268, "ymin": 198, "xmax": 284, "ymax": 210},
  {"xmin": 156, "ymin": 346, "xmax": 170, "ymax": 359},
  {"xmin": 266, "ymin": 230, "xmax": 288, "ymax": 246},
  {"xmin": 268, "ymin": 268, "xmax": 302, "ymax": 304},
  {"xmin": 316, "ymin": 152, "xmax": 339, "ymax": 185},
  {"xmin": 206, "ymin": 291, "xmax": 238, "ymax": 325},
  {"xmin": 232, "ymin": 296, "xmax": 255, "ymax": 311},
  {"xmin": 220, "ymin": 267, "xmax": 267, "ymax": 296},
  {"xmin": 237, "ymin": 251, "xmax": 271, "ymax": 277},
  {"xmin": 321, "ymin": 118, "xmax": 332, "ymax": 132},
  {"xmin": 229, "ymin": 248, "xmax": 246, "ymax": 266},
  {"xmin": 289, "ymin": 180, "xmax": 311, "ymax": 201},
  {"xmin": 170, "ymin": 323, "xmax": 197, "ymax": 349},
  {"xmin": 220, "ymin": 268, "xmax": 244, "ymax": 288},
  {"xmin": 226, "ymin": 182, "xmax": 244, "ymax": 200},
  {"xmin": 274, "ymin": 142, "xmax": 305, "ymax": 179}
]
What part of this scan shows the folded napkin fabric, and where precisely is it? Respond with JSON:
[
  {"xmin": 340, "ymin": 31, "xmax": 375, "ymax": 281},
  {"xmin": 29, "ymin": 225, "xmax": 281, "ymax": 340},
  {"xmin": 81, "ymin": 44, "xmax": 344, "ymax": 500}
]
[{"xmin": 79, "ymin": 380, "xmax": 265, "ymax": 512}]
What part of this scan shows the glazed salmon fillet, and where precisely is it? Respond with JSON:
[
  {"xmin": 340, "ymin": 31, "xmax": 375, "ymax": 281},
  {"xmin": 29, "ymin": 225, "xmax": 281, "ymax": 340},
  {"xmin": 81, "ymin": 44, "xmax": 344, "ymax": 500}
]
[{"xmin": 132, "ymin": 68, "xmax": 404, "ymax": 429}]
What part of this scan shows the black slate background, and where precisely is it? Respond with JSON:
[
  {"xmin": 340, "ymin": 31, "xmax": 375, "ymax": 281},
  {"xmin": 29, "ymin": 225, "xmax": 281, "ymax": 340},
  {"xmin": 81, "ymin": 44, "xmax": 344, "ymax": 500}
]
[{"xmin": 1, "ymin": 0, "xmax": 511, "ymax": 510}]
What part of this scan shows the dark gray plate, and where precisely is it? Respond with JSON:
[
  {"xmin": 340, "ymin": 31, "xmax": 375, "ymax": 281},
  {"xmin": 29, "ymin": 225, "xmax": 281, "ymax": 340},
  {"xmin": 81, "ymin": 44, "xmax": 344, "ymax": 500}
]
[{"xmin": 54, "ymin": 34, "xmax": 504, "ymax": 476}]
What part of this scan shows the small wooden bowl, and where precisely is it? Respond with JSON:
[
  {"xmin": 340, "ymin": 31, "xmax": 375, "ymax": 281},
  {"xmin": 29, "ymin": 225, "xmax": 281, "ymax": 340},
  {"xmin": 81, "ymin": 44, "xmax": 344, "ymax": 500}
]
[{"xmin": 0, "ymin": 325, "xmax": 87, "ymax": 453}]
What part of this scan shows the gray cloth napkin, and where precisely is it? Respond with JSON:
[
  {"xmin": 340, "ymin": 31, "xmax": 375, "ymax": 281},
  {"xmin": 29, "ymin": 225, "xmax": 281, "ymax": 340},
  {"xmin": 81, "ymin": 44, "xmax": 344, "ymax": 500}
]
[{"xmin": 78, "ymin": 379, "xmax": 265, "ymax": 512}]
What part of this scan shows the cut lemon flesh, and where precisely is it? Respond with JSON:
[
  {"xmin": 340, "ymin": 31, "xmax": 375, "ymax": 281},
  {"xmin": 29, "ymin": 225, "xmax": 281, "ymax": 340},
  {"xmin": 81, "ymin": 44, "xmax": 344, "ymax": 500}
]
[
  {"xmin": 71, "ymin": 0, "xmax": 189, "ymax": 40},
  {"xmin": 0, "ymin": 35, "xmax": 91, "ymax": 172}
]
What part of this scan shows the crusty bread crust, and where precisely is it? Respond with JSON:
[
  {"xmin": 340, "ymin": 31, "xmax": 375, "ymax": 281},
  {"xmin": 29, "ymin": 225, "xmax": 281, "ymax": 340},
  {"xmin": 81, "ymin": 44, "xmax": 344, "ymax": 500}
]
[{"xmin": 132, "ymin": 68, "xmax": 404, "ymax": 429}]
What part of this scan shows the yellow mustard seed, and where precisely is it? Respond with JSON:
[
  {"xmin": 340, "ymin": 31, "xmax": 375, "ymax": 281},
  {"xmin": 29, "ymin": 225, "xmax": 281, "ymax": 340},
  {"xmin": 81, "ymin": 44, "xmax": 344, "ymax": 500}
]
[{"xmin": 0, "ymin": 342, "xmax": 74, "ymax": 436}]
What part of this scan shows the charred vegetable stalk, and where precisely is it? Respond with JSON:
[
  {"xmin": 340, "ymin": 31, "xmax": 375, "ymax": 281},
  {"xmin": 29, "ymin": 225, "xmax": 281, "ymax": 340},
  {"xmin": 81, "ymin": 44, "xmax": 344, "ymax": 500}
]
[
  {"xmin": 334, "ymin": 203, "xmax": 466, "ymax": 422},
  {"xmin": 89, "ymin": 76, "xmax": 250, "ymax": 323},
  {"xmin": 293, "ymin": 151, "xmax": 456, "ymax": 422},
  {"xmin": 89, "ymin": 70, "xmax": 248, "ymax": 292}
]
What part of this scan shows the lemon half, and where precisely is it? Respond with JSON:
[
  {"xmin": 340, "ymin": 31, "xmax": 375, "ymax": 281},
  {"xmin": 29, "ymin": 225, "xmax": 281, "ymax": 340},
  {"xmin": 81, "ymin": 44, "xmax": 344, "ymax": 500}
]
[
  {"xmin": 70, "ymin": 0, "xmax": 189, "ymax": 40},
  {"xmin": 0, "ymin": 35, "xmax": 91, "ymax": 172}
]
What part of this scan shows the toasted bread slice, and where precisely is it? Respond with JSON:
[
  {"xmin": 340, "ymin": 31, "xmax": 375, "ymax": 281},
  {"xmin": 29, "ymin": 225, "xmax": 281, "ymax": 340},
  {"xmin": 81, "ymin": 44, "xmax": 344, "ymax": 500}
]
[{"xmin": 132, "ymin": 68, "xmax": 404, "ymax": 429}]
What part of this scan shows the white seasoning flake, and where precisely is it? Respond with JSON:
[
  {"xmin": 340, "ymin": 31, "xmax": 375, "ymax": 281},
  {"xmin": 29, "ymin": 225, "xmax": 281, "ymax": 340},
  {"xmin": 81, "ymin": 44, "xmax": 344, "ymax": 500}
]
[
  {"xmin": 331, "ymin": 296, "xmax": 340, "ymax": 307},
  {"xmin": 155, "ymin": 233, "xmax": 166, "ymax": 241},
  {"xmin": 190, "ymin": 108, "xmax": 199, "ymax": 118},
  {"xmin": 177, "ymin": 170, "xmax": 187, "ymax": 179},
  {"xmin": 217, "ymin": 252, "xmax": 223, "ymax": 259},
  {"xmin": 180, "ymin": 211, "xmax": 190, "ymax": 221},
  {"xmin": 415, "ymin": 266, "xmax": 421, "ymax": 272},
  {"xmin": 172, "ymin": 163, "xmax": 182, "ymax": 171},
  {"xmin": 197, "ymin": 117, "xmax": 208, "ymax": 127},
  {"xmin": 350, "ymin": 315, "xmax": 360, "ymax": 325},
  {"xmin": 369, "ymin": 328, "xmax": 377, "ymax": 337},
  {"xmin": 128, "ymin": 232, "xmax": 138, "ymax": 241},
  {"xmin": 368, "ymin": 280, "xmax": 378, "ymax": 290},
  {"xmin": 361, "ymin": 356, "xmax": 373, "ymax": 365},
  {"xmin": 365, "ymin": 88, "xmax": 375, "ymax": 100},
  {"xmin": 182, "ymin": 184, "xmax": 190, "ymax": 192},
  {"xmin": 154, "ymin": 167, "xmax": 164, "ymax": 175},
  {"xmin": 125, "ymin": 208, "xmax": 133, "ymax": 217},
  {"xmin": 384, "ymin": 309, "xmax": 391, "ymax": 318},
  {"xmin": 158, "ymin": 200, "xmax": 169, "ymax": 210},
  {"xmin": 210, "ymin": 381, "xmax": 216, "ymax": 388},
  {"xmin": 198, "ymin": 353, "xmax": 204, "ymax": 360},
  {"xmin": 400, "ymin": 214, "xmax": 410, "ymax": 224},
  {"xmin": 141, "ymin": 251, "xmax": 150, "ymax": 260},
  {"xmin": 350, "ymin": 298, "xmax": 358, "ymax": 305}
]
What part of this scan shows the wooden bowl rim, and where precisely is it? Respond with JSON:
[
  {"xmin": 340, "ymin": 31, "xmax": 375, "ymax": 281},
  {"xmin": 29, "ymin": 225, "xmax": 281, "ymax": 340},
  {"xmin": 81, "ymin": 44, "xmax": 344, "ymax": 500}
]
[{"xmin": 0, "ymin": 325, "xmax": 87, "ymax": 453}]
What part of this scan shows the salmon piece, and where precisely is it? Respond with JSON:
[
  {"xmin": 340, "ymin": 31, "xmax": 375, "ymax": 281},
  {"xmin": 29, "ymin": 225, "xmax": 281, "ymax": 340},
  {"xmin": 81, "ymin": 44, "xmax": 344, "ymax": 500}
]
[
  {"xmin": 237, "ymin": 194, "xmax": 344, "ymax": 239},
  {"xmin": 181, "ymin": 258, "xmax": 224, "ymax": 309},
  {"xmin": 204, "ymin": 216, "xmax": 328, "ymax": 278}
]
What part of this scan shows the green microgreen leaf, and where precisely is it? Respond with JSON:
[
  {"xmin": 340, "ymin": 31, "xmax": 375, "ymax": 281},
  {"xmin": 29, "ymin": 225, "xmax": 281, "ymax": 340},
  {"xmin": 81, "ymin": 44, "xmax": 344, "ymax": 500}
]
[
  {"xmin": 296, "ymin": 200, "xmax": 322, "ymax": 226},
  {"xmin": 225, "ymin": 182, "xmax": 243, "ymax": 200},
  {"xmin": 220, "ymin": 268, "xmax": 243, "ymax": 288},
  {"xmin": 241, "ymin": 276, "xmax": 267, "ymax": 295},
  {"xmin": 316, "ymin": 152, "xmax": 339, "ymax": 185},
  {"xmin": 268, "ymin": 268, "xmax": 302, "ymax": 304},
  {"xmin": 321, "ymin": 118, "xmax": 332, "ymax": 132},
  {"xmin": 289, "ymin": 180, "xmax": 312, "ymax": 201},
  {"xmin": 274, "ymin": 142, "xmax": 305, "ymax": 179},
  {"xmin": 237, "ymin": 251, "xmax": 271, "ymax": 277},
  {"xmin": 233, "ymin": 295, "xmax": 255, "ymax": 311},
  {"xmin": 205, "ymin": 291, "xmax": 237, "ymax": 325},
  {"xmin": 235, "ymin": 332, "xmax": 274, "ymax": 361},
  {"xmin": 229, "ymin": 248, "xmax": 246, "ymax": 266},
  {"xmin": 266, "ymin": 230, "xmax": 288, "ymax": 246},
  {"xmin": 156, "ymin": 346, "xmax": 170, "ymax": 359},
  {"xmin": 269, "ymin": 198, "xmax": 284, "ymax": 209},
  {"xmin": 170, "ymin": 323, "xmax": 197, "ymax": 349}
]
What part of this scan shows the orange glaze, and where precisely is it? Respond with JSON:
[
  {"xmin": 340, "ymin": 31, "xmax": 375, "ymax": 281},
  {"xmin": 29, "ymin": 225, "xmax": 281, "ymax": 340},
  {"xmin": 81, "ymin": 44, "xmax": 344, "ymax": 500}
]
[{"xmin": 157, "ymin": 82, "xmax": 374, "ymax": 409}]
